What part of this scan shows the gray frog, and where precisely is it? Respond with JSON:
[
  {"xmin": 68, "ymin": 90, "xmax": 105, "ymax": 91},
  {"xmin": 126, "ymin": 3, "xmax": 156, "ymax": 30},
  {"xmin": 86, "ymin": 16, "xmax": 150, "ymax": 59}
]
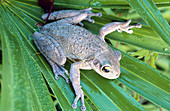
[{"xmin": 33, "ymin": 8, "xmax": 142, "ymax": 111}]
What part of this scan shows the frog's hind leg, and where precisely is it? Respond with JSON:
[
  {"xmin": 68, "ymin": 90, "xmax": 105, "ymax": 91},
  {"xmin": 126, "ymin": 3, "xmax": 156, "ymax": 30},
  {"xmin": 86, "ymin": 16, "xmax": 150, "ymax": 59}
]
[
  {"xmin": 42, "ymin": 8, "xmax": 101, "ymax": 25},
  {"xmin": 33, "ymin": 32, "xmax": 70, "ymax": 83},
  {"xmin": 42, "ymin": 9, "xmax": 82, "ymax": 21},
  {"xmin": 99, "ymin": 19, "xmax": 142, "ymax": 41},
  {"xmin": 53, "ymin": 8, "xmax": 101, "ymax": 26},
  {"xmin": 57, "ymin": 11, "xmax": 101, "ymax": 26}
]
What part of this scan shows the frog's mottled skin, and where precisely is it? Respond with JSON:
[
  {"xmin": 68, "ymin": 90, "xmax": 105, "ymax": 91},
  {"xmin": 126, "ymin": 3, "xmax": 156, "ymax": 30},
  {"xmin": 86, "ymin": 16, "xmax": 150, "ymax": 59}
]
[{"xmin": 33, "ymin": 8, "xmax": 142, "ymax": 111}]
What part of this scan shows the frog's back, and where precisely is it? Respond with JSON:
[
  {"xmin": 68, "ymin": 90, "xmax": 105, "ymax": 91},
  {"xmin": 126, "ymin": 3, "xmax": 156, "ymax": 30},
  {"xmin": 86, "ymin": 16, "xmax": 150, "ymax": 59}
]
[{"xmin": 40, "ymin": 22, "xmax": 109, "ymax": 60}]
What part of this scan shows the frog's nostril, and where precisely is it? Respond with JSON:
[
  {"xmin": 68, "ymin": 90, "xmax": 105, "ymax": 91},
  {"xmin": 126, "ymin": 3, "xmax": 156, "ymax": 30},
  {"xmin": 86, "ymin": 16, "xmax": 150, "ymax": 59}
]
[{"xmin": 116, "ymin": 73, "xmax": 120, "ymax": 76}]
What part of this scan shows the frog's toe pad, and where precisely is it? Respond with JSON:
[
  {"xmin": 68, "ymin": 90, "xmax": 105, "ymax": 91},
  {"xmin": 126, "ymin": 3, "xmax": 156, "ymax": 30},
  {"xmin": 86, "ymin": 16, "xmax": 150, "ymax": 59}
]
[
  {"xmin": 136, "ymin": 23, "xmax": 142, "ymax": 28},
  {"xmin": 59, "ymin": 72, "xmax": 70, "ymax": 83},
  {"xmin": 85, "ymin": 18, "xmax": 94, "ymax": 23},
  {"xmin": 127, "ymin": 30, "xmax": 133, "ymax": 34},
  {"xmin": 81, "ymin": 105, "xmax": 86, "ymax": 111},
  {"xmin": 55, "ymin": 73, "xmax": 70, "ymax": 83},
  {"xmin": 55, "ymin": 75, "xmax": 59, "ymax": 80},
  {"xmin": 72, "ymin": 103, "xmax": 77, "ymax": 109},
  {"xmin": 52, "ymin": 64, "xmax": 70, "ymax": 83},
  {"xmin": 97, "ymin": 12, "xmax": 102, "ymax": 17},
  {"xmin": 65, "ymin": 78, "xmax": 70, "ymax": 84}
]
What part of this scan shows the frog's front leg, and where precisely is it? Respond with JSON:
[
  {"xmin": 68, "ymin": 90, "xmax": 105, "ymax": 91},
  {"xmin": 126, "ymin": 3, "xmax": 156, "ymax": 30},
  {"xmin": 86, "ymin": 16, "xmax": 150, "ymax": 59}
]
[
  {"xmin": 70, "ymin": 61, "xmax": 89, "ymax": 111},
  {"xmin": 99, "ymin": 19, "xmax": 142, "ymax": 41}
]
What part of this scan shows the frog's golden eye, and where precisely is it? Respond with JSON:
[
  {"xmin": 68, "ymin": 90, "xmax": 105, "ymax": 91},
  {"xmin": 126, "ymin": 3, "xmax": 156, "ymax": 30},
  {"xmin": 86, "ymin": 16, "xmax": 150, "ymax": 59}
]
[{"xmin": 102, "ymin": 66, "xmax": 111, "ymax": 73}]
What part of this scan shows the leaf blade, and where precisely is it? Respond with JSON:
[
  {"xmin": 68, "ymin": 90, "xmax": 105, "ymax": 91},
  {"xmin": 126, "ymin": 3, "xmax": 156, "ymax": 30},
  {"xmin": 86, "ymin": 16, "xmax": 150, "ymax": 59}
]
[
  {"xmin": 109, "ymin": 46, "xmax": 170, "ymax": 110},
  {"xmin": 0, "ymin": 4, "xmax": 32, "ymax": 111},
  {"xmin": 126, "ymin": 0, "xmax": 170, "ymax": 46},
  {"xmin": 0, "ymin": 3, "xmax": 56, "ymax": 111}
]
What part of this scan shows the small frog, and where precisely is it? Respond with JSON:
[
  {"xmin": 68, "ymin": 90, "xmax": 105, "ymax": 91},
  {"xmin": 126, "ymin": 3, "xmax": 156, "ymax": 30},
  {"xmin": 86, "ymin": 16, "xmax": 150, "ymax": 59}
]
[{"xmin": 33, "ymin": 8, "xmax": 141, "ymax": 111}]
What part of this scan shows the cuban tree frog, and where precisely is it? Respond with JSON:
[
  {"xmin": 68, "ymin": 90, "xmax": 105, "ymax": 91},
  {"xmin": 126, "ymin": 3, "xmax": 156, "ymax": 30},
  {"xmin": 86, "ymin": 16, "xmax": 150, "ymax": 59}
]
[{"xmin": 33, "ymin": 8, "xmax": 142, "ymax": 111}]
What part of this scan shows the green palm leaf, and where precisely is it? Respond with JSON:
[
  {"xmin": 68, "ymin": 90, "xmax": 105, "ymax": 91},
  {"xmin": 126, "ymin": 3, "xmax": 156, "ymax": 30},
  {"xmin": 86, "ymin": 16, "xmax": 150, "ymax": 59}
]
[
  {"xmin": 0, "ymin": 0, "xmax": 169, "ymax": 111},
  {"xmin": 126, "ymin": 0, "xmax": 170, "ymax": 46},
  {"xmin": 53, "ymin": 0, "xmax": 170, "ymax": 9}
]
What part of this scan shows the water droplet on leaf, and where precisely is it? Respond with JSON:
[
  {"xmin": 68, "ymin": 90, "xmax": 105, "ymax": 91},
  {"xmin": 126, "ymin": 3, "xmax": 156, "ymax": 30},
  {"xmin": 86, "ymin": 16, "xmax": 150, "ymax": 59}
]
[
  {"xmin": 89, "ymin": 0, "xmax": 102, "ymax": 6},
  {"xmin": 163, "ymin": 47, "xmax": 168, "ymax": 52}
]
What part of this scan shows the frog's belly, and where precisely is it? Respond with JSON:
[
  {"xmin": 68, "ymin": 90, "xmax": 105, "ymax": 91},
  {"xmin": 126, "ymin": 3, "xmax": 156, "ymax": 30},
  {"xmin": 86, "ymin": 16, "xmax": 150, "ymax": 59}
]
[{"xmin": 52, "ymin": 23, "xmax": 107, "ymax": 60}]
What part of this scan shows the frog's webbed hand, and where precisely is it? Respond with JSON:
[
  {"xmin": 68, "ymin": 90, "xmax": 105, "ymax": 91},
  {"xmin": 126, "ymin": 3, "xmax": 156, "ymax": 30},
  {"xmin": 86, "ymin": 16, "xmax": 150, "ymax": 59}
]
[
  {"xmin": 33, "ymin": 32, "xmax": 69, "ymax": 83},
  {"xmin": 70, "ymin": 61, "xmax": 90, "ymax": 111},
  {"xmin": 99, "ymin": 19, "xmax": 142, "ymax": 41}
]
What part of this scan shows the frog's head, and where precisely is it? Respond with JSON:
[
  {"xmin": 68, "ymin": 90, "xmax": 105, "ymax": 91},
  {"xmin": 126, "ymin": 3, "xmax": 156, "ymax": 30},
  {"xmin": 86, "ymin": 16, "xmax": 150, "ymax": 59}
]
[{"xmin": 90, "ymin": 49, "xmax": 121, "ymax": 79}]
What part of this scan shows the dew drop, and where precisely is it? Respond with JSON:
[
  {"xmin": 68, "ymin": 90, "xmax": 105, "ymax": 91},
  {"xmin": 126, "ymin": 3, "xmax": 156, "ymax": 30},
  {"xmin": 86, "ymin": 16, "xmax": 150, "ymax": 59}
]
[
  {"xmin": 28, "ymin": 34, "xmax": 33, "ymax": 40},
  {"xmin": 89, "ymin": 0, "xmax": 102, "ymax": 6},
  {"xmin": 34, "ymin": 28, "xmax": 40, "ymax": 32},
  {"xmin": 163, "ymin": 47, "xmax": 168, "ymax": 52}
]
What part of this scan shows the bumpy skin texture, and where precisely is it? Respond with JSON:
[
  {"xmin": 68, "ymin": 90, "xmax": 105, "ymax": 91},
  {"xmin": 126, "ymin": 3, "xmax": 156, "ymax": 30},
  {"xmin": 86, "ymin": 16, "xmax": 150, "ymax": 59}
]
[{"xmin": 33, "ymin": 8, "xmax": 142, "ymax": 111}]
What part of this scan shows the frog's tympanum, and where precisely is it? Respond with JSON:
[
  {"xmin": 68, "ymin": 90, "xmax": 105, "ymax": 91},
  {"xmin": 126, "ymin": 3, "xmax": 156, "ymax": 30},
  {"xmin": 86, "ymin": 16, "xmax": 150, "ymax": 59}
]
[{"xmin": 33, "ymin": 8, "xmax": 142, "ymax": 111}]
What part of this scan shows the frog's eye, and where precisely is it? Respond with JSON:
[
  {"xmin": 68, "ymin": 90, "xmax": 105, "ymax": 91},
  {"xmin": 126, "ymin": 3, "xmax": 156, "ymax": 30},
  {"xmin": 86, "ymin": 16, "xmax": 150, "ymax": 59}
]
[{"xmin": 102, "ymin": 66, "xmax": 111, "ymax": 73}]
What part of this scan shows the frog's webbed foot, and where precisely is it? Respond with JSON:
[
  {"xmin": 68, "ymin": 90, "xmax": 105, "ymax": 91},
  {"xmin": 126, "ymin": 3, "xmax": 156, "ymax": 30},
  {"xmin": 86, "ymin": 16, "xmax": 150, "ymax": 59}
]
[
  {"xmin": 78, "ymin": 12, "xmax": 102, "ymax": 26},
  {"xmin": 49, "ymin": 59, "xmax": 70, "ymax": 83},
  {"xmin": 99, "ymin": 19, "xmax": 142, "ymax": 41},
  {"xmin": 33, "ymin": 32, "xmax": 69, "ymax": 83},
  {"xmin": 82, "ymin": 7, "xmax": 102, "ymax": 24}
]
